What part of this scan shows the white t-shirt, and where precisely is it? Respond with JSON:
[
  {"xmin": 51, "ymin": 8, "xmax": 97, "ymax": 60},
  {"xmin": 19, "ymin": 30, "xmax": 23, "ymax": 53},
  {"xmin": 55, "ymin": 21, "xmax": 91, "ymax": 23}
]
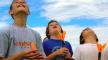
[{"xmin": 73, "ymin": 43, "xmax": 108, "ymax": 60}]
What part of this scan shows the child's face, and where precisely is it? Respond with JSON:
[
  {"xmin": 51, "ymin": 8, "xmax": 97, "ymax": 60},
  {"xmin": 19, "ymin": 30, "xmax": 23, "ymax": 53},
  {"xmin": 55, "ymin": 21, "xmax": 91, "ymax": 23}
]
[
  {"xmin": 10, "ymin": 0, "xmax": 30, "ymax": 16},
  {"xmin": 82, "ymin": 28, "xmax": 96, "ymax": 39},
  {"xmin": 48, "ymin": 22, "xmax": 61, "ymax": 35}
]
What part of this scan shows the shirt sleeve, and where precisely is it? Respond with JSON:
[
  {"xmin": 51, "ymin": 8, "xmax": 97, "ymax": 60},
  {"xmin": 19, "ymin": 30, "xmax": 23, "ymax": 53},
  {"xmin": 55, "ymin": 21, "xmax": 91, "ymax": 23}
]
[
  {"xmin": 65, "ymin": 41, "xmax": 73, "ymax": 56},
  {"xmin": 42, "ymin": 40, "xmax": 50, "ymax": 56},
  {"xmin": 0, "ymin": 31, "xmax": 10, "ymax": 58},
  {"xmin": 33, "ymin": 31, "xmax": 46, "ymax": 57},
  {"xmin": 72, "ymin": 45, "xmax": 81, "ymax": 60}
]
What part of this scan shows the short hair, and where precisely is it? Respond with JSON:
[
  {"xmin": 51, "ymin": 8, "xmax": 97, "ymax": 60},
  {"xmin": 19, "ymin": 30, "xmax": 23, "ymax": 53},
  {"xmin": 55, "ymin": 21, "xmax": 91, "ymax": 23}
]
[
  {"xmin": 46, "ymin": 20, "xmax": 63, "ymax": 39},
  {"xmin": 9, "ymin": 0, "xmax": 15, "ymax": 19},
  {"xmin": 80, "ymin": 28, "xmax": 98, "ymax": 44},
  {"xmin": 9, "ymin": 0, "xmax": 30, "ymax": 19}
]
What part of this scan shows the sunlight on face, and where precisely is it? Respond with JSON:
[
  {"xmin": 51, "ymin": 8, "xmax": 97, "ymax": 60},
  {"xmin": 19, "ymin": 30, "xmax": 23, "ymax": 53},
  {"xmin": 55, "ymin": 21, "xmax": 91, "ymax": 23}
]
[{"xmin": 48, "ymin": 22, "xmax": 61, "ymax": 35}]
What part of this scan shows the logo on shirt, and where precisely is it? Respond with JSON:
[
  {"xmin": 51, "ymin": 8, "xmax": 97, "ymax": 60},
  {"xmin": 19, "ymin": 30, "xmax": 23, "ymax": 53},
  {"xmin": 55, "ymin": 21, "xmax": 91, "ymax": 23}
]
[
  {"xmin": 51, "ymin": 46, "xmax": 62, "ymax": 53},
  {"xmin": 14, "ymin": 41, "xmax": 31, "ymax": 48}
]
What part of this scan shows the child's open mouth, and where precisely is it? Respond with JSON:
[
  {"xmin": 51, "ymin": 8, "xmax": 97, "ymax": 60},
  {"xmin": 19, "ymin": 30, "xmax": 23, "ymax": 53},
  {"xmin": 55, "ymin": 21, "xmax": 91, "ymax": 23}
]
[
  {"xmin": 53, "ymin": 26, "xmax": 57, "ymax": 29},
  {"xmin": 17, "ymin": 5, "xmax": 25, "ymax": 8}
]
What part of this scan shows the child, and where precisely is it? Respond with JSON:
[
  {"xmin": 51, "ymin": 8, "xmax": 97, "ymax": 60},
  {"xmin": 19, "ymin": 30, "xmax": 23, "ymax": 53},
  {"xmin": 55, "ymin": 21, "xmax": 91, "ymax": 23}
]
[{"xmin": 43, "ymin": 20, "xmax": 73, "ymax": 60}]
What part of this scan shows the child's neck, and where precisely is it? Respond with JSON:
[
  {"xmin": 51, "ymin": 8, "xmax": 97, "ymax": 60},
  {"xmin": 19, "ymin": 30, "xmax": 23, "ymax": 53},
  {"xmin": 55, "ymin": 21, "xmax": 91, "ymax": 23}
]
[{"xmin": 50, "ymin": 35, "xmax": 59, "ymax": 40}]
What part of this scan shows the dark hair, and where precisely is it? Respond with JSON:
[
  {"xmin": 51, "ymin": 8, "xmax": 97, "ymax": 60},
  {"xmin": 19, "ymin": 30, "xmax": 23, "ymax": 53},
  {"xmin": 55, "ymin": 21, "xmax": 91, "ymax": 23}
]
[
  {"xmin": 10, "ymin": 0, "xmax": 15, "ymax": 10},
  {"xmin": 9, "ymin": 0, "xmax": 15, "ymax": 19},
  {"xmin": 80, "ymin": 28, "xmax": 98, "ymax": 44},
  {"xmin": 46, "ymin": 20, "xmax": 63, "ymax": 39}
]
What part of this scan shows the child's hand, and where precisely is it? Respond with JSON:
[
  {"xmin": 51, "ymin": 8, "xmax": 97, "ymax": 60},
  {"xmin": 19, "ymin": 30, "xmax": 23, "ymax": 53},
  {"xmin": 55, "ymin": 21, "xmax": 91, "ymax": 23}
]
[
  {"xmin": 55, "ymin": 47, "xmax": 69, "ymax": 55},
  {"xmin": 14, "ymin": 50, "xmax": 44, "ymax": 60},
  {"xmin": 23, "ymin": 50, "xmax": 44, "ymax": 59},
  {"xmin": 64, "ymin": 51, "xmax": 72, "ymax": 60}
]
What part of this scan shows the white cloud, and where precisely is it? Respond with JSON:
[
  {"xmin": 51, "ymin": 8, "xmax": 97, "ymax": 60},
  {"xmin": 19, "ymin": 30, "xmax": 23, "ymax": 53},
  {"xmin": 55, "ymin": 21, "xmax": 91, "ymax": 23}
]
[
  {"xmin": 103, "ymin": 18, "xmax": 108, "ymax": 26},
  {"xmin": 32, "ymin": 27, "xmax": 46, "ymax": 40},
  {"xmin": 42, "ymin": 0, "xmax": 108, "ymax": 22},
  {"xmin": 31, "ymin": 25, "xmax": 108, "ymax": 51},
  {"xmin": 0, "ymin": 22, "xmax": 9, "ymax": 29},
  {"xmin": 94, "ymin": 27, "xmax": 108, "ymax": 44},
  {"xmin": 0, "ymin": 16, "xmax": 10, "ymax": 21},
  {"xmin": 0, "ymin": 0, "xmax": 12, "ymax": 7},
  {"xmin": 0, "ymin": 16, "xmax": 10, "ymax": 29}
]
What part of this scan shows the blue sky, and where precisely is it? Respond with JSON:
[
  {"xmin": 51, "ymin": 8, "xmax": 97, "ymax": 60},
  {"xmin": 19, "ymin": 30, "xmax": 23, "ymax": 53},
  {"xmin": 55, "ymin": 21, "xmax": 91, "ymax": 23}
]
[
  {"xmin": 1, "ymin": 0, "xmax": 108, "ymax": 27},
  {"xmin": 0, "ymin": 0, "xmax": 108, "ymax": 51}
]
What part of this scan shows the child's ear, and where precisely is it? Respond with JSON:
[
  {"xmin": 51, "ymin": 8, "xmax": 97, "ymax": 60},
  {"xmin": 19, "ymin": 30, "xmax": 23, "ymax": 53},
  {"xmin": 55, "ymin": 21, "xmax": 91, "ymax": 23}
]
[{"xmin": 9, "ymin": 10, "xmax": 14, "ymax": 15}]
